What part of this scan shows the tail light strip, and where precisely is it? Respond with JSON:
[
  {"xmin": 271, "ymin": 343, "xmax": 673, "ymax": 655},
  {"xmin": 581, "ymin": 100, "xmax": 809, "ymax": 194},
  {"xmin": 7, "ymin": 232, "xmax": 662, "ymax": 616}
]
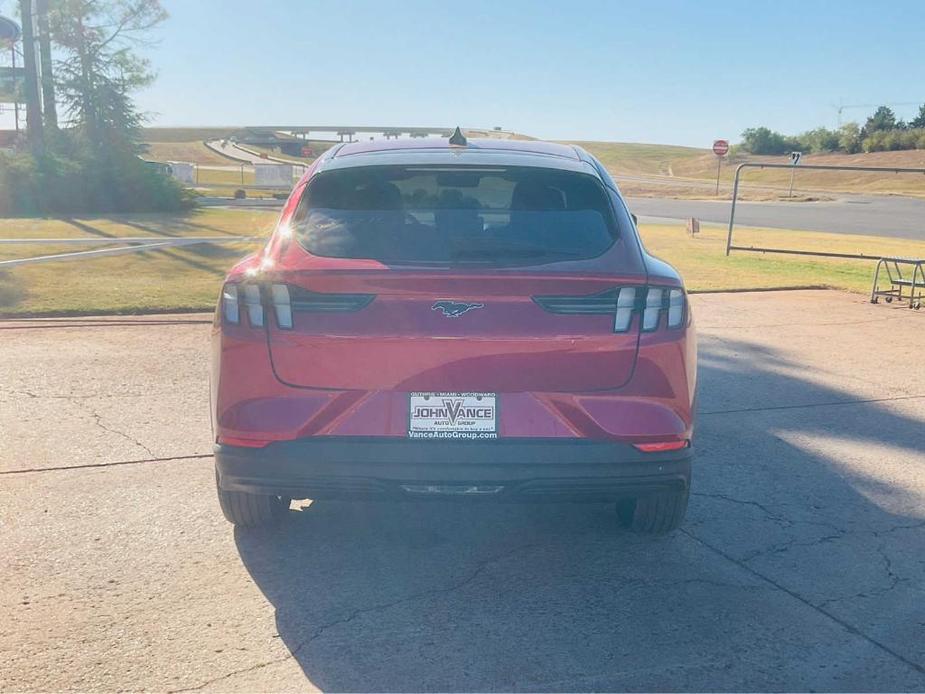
[
  {"xmin": 534, "ymin": 285, "xmax": 686, "ymax": 333},
  {"xmin": 221, "ymin": 282, "xmax": 375, "ymax": 329}
]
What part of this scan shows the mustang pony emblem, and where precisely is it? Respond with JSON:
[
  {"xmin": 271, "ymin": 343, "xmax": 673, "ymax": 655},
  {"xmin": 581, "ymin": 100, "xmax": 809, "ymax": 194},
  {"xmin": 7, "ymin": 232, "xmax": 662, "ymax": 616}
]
[{"xmin": 432, "ymin": 300, "xmax": 485, "ymax": 318}]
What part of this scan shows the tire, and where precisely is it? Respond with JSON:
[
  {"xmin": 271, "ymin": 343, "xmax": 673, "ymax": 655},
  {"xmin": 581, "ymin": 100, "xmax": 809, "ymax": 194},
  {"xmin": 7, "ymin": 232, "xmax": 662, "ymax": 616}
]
[
  {"xmin": 215, "ymin": 472, "xmax": 290, "ymax": 527},
  {"xmin": 617, "ymin": 488, "xmax": 689, "ymax": 534}
]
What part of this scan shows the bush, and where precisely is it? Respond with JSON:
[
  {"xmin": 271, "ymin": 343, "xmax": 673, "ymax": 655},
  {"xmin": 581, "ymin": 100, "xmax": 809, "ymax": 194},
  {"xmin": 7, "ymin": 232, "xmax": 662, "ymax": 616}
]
[
  {"xmin": 862, "ymin": 127, "xmax": 925, "ymax": 152},
  {"xmin": 838, "ymin": 123, "xmax": 862, "ymax": 154},
  {"xmin": 798, "ymin": 127, "xmax": 840, "ymax": 153},
  {"xmin": 740, "ymin": 127, "xmax": 791, "ymax": 155},
  {"xmin": 0, "ymin": 146, "xmax": 195, "ymax": 216}
]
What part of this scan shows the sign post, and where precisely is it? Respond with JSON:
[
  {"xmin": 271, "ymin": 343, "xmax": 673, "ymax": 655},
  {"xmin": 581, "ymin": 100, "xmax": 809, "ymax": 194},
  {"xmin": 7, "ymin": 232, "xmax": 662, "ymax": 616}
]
[
  {"xmin": 712, "ymin": 139, "xmax": 729, "ymax": 195},
  {"xmin": 788, "ymin": 151, "xmax": 802, "ymax": 198}
]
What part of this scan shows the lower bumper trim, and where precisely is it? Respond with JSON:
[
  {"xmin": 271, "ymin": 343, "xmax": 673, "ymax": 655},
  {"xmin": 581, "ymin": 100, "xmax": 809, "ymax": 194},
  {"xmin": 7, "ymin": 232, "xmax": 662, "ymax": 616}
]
[{"xmin": 215, "ymin": 437, "xmax": 692, "ymax": 502}]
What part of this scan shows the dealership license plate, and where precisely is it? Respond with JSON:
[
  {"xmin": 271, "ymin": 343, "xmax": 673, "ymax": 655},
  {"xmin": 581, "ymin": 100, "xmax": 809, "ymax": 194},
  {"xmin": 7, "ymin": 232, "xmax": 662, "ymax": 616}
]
[{"xmin": 408, "ymin": 392, "xmax": 498, "ymax": 439}]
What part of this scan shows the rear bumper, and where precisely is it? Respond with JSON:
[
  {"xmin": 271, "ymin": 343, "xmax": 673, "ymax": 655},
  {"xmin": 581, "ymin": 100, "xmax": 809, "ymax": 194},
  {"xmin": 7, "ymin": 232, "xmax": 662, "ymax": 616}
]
[{"xmin": 215, "ymin": 437, "xmax": 692, "ymax": 502}]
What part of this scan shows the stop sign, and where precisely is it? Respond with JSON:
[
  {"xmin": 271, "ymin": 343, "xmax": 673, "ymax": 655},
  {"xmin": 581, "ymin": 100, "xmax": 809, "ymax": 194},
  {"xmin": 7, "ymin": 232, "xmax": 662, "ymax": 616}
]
[{"xmin": 713, "ymin": 139, "xmax": 729, "ymax": 156}]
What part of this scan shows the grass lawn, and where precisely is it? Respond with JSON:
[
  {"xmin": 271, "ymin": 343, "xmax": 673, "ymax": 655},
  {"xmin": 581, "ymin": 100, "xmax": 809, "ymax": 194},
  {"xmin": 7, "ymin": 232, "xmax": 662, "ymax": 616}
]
[
  {"xmin": 142, "ymin": 141, "xmax": 239, "ymax": 167},
  {"xmin": 639, "ymin": 223, "xmax": 925, "ymax": 293},
  {"xmin": 0, "ymin": 209, "xmax": 277, "ymax": 316},
  {"xmin": 566, "ymin": 141, "xmax": 707, "ymax": 177},
  {"xmin": 2, "ymin": 210, "xmax": 923, "ymax": 316}
]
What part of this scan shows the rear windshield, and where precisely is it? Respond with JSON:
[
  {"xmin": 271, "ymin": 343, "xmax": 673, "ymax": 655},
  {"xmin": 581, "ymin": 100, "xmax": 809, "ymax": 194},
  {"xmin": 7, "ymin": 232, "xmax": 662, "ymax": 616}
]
[{"xmin": 291, "ymin": 165, "xmax": 617, "ymax": 265}]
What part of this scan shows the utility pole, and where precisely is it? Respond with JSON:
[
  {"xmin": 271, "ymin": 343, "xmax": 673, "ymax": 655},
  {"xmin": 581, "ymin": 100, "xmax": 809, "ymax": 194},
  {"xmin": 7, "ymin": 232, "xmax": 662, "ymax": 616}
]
[
  {"xmin": 19, "ymin": 0, "xmax": 44, "ymax": 154},
  {"xmin": 35, "ymin": 0, "xmax": 57, "ymax": 131}
]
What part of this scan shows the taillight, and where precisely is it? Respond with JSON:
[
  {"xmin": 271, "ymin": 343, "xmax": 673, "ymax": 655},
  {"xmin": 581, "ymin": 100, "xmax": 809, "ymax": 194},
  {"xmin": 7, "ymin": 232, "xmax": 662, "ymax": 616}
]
[
  {"xmin": 242, "ymin": 285, "xmax": 264, "ymax": 327},
  {"xmin": 613, "ymin": 287, "xmax": 636, "ymax": 332},
  {"xmin": 534, "ymin": 285, "xmax": 686, "ymax": 333},
  {"xmin": 221, "ymin": 282, "xmax": 265, "ymax": 328},
  {"xmin": 642, "ymin": 287, "xmax": 663, "ymax": 331},
  {"xmin": 642, "ymin": 286, "xmax": 686, "ymax": 332},
  {"xmin": 221, "ymin": 284, "xmax": 239, "ymax": 324},
  {"xmin": 667, "ymin": 289, "xmax": 684, "ymax": 328},
  {"xmin": 271, "ymin": 284, "xmax": 292, "ymax": 329}
]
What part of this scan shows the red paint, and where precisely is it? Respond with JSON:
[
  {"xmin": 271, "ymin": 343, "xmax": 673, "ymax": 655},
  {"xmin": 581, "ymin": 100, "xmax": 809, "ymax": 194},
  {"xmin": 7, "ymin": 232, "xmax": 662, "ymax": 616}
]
[{"xmin": 211, "ymin": 141, "xmax": 697, "ymax": 448}]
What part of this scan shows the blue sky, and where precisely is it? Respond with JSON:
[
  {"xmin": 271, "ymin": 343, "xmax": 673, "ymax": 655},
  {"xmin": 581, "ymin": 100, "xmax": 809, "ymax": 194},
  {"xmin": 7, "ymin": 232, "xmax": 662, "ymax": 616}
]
[{"xmin": 2, "ymin": 0, "xmax": 924, "ymax": 146}]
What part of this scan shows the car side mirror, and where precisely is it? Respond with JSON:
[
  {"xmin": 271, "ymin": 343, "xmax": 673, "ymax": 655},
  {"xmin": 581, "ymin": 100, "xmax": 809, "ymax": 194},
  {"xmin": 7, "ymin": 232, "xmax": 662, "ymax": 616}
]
[{"xmin": 631, "ymin": 213, "xmax": 638, "ymax": 226}]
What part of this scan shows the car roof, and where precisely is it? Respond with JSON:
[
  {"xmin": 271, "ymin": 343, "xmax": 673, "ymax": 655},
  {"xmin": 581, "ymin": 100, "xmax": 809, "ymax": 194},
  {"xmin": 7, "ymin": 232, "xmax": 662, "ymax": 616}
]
[{"xmin": 315, "ymin": 137, "xmax": 599, "ymax": 176}]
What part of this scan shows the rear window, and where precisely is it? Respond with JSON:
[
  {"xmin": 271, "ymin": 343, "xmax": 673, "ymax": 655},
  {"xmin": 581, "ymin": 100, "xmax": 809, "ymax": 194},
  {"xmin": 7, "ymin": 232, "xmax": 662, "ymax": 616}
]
[{"xmin": 291, "ymin": 165, "xmax": 617, "ymax": 265}]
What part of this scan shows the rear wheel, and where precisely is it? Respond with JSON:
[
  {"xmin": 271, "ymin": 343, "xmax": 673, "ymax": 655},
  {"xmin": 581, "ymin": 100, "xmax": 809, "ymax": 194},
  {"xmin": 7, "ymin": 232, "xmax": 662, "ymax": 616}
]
[
  {"xmin": 215, "ymin": 472, "xmax": 290, "ymax": 527},
  {"xmin": 617, "ymin": 488, "xmax": 689, "ymax": 534}
]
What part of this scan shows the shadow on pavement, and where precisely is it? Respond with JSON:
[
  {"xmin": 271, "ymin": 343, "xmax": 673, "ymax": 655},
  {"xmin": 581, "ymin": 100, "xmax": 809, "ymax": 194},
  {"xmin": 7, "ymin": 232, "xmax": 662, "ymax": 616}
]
[{"xmin": 234, "ymin": 336, "xmax": 925, "ymax": 691}]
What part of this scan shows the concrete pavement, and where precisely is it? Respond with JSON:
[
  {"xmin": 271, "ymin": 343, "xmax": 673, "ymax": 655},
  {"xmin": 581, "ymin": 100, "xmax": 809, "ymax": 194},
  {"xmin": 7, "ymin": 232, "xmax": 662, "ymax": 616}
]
[{"xmin": 2, "ymin": 292, "xmax": 924, "ymax": 691}]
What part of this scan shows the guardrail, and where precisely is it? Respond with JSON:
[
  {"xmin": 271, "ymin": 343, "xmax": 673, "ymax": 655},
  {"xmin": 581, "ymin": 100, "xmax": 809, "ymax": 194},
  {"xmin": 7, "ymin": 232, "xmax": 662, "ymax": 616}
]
[{"xmin": 725, "ymin": 162, "xmax": 925, "ymax": 258}]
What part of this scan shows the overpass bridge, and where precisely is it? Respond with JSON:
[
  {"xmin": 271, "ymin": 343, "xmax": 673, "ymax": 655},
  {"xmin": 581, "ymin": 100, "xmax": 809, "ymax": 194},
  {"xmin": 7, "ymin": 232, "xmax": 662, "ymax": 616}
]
[{"xmin": 243, "ymin": 125, "xmax": 510, "ymax": 142}]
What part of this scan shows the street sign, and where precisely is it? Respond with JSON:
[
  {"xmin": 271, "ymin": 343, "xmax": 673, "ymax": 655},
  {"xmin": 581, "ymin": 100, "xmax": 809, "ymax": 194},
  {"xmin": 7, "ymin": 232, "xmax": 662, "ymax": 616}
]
[
  {"xmin": 712, "ymin": 139, "xmax": 729, "ymax": 195},
  {"xmin": 301, "ymin": 146, "xmax": 314, "ymax": 158},
  {"xmin": 787, "ymin": 152, "xmax": 802, "ymax": 197}
]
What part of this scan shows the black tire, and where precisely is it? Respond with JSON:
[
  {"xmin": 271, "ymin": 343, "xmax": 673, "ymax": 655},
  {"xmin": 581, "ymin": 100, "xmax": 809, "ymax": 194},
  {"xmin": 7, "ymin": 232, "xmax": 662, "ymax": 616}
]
[
  {"xmin": 616, "ymin": 488, "xmax": 689, "ymax": 534},
  {"xmin": 215, "ymin": 472, "xmax": 290, "ymax": 527}
]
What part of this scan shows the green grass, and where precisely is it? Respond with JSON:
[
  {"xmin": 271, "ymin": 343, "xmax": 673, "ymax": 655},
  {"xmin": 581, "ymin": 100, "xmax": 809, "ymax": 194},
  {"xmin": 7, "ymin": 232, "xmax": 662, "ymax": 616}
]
[
  {"xmin": 0, "ymin": 209, "xmax": 277, "ymax": 316},
  {"xmin": 2, "ymin": 211, "xmax": 923, "ymax": 316},
  {"xmin": 141, "ymin": 141, "xmax": 240, "ymax": 167},
  {"xmin": 639, "ymin": 223, "xmax": 925, "ymax": 293},
  {"xmin": 563, "ymin": 141, "xmax": 708, "ymax": 176}
]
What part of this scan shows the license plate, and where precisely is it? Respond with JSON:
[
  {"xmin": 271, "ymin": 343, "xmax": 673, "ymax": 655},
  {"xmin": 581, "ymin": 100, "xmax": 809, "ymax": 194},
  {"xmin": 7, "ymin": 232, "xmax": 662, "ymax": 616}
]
[{"xmin": 408, "ymin": 392, "xmax": 498, "ymax": 439}]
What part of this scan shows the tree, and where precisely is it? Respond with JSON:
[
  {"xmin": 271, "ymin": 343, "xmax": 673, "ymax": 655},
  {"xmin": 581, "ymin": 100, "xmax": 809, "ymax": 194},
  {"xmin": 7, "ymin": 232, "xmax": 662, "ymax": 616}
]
[
  {"xmin": 36, "ymin": 0, "xmax": 58, "ymax": 130},
  {"xmin": 910, "ymin": 104, "xmax": 925, "ymax": 130},
  {"xmin": 798, "ymin": 127, "xmax": 840, "ymax": 153},
  {"xmin": 19, "ymin": 0, "xmax": 45, "ymax": 154},
  {"xmin": 862, "ymin": 106, "xmax": 897, "ymax": 136},
  {"xmin": 838, "ymin": 122, "xmax": 862, "ymax": 154},
  {"xmin": 740, "ymin": 127, "xmax": 790, "ymax": 155},
  {"xmin": 2, "ymin": 0, "xmax": 190, "ymax": 215},
  {"xmin": 48, "ymin": 0, "xmax": 167, "ymax": 153}
]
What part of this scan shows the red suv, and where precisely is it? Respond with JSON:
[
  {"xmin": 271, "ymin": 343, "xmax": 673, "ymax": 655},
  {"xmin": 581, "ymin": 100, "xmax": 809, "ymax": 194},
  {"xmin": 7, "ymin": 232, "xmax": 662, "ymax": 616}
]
[{"xmin": 211, "ymin": 134, "xmax": 696, "ymax": 533}]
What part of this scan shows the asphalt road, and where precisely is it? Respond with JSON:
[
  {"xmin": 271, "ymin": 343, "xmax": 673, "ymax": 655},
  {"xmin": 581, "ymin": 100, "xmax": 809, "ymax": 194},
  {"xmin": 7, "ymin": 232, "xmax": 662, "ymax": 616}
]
[
  {"xmin": 627, "ymin": 194, "xmax": 925, "ymax": 240},
  {"xmin": 205, "ymin": 140, "xmax": 308, "ymax": 173},
  {"xmin": 2, "ymin": 292, "xmax": 925, "ymax": 691}
]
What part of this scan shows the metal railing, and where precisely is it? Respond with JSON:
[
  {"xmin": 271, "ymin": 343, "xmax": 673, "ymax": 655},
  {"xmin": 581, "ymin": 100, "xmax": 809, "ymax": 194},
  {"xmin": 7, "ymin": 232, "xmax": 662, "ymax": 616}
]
[{"xmin": 725, "ymin": 162, "xmax": 925, "ymax": 258}]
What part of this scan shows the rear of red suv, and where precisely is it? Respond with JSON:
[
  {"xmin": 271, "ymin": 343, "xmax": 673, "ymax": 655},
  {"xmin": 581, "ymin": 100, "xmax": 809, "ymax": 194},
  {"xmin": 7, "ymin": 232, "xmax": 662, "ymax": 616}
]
[{"xmin": 211, "ymin": 136, "xmax": 696, "ymax": 533}]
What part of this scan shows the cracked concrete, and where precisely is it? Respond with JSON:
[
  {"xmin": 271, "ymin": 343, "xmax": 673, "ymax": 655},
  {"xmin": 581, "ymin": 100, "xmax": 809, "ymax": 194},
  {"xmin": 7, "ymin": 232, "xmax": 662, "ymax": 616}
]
[{"xmin": 2, "ymin": 292, "xmax": 924, "ymax": 691}]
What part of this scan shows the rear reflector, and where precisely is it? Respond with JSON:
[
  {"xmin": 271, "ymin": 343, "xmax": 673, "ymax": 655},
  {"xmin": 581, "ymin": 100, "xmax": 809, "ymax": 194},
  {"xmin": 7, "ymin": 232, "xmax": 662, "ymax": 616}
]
[
  {"xmin": 218, "ymin": 436, "xmax": 271, "ymax": 448},
  {"xmin": 633, "ymin": 440, "xmax": 689, "ymax": 453}
]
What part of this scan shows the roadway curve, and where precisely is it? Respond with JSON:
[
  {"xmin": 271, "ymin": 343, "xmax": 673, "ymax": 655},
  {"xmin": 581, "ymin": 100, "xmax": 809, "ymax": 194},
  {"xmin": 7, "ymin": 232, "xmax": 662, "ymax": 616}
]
[{"xmin": 205, "ymin": 140, "xmax": 308, "ymax": 173}]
